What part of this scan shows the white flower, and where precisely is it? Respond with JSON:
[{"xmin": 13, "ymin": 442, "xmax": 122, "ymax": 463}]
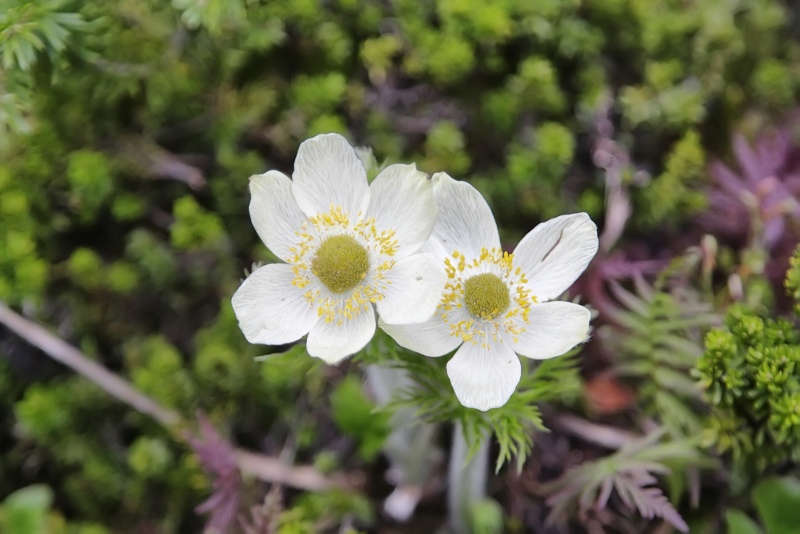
[
  {"xmin": 232, "ymin": 134, "xmax": 445, "ymax": 364},
  {"xmin": 381, "ymin": 173, "xmax": 599, "ymax": 411}
]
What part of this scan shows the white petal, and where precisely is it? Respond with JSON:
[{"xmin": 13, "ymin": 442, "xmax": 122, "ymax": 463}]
[
  {"xmin": 430, "ymin": 172, "xmax": 500, "ymax": 261},
  {"xmin": 506, "ymin": 301, "xmax": 591, "ymax": 359},
  {"xmin": 379, "ymin": 315, "xmax": 460, "ymax": 357},
  {"xmin": 375, "ymin": 253, "xmax": 447, "ymax": 325},
  {"xmin": 366, "ymin": 164, "xmax": 436, "ymax": 258},
  {"xmin": 306, "ymin": 307, "xmax": 376, "ymax": 364},
  {"xmin": 231, "ymin": 264, "xmax": 318, "ymax": 345},
  {"xmin": 291, "ymin": 133, "xmax": 370, "ymax": 220},
  {"xmin": 419, "ymin": 234, "xmax": 449, "ymax": 264},
  {"xmin": 248, "ymin": 170, "xmax": 308, "ymax": 262},
  {"xmin": 513, "ymin": 213, "xmax": 598, "ymax": 300},
  {"xmin": 446, "ymin": 339, "xmax": 521, "ymax": 411}
]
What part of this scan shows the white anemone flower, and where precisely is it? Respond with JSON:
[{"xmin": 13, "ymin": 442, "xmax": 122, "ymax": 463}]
[
  {"xmin": 232, "ymin": 134, "xmax": 445, "ymax": 364},
  {"xmin": 381, "ymin": 173, "xmax": 599, "ymax": 411}
]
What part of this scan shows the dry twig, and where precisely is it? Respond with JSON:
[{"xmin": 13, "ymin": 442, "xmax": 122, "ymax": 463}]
[
  {"xmin": 548, "ymin": 412, "xmax": 641, "ymax": 450},
  {"xmin": 0, "ymin": 302, "xmax": 356, "ymax": 492}
]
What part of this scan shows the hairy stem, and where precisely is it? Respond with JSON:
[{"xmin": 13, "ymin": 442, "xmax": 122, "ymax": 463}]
[{"xmin": 448, "ymin": 421, "xmax": 490, "ymax": 534}]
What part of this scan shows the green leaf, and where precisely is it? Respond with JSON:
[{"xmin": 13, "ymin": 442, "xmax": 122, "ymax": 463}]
[
  {"xmin": 330, "ymin": 375, "xmax": 390, "ymax": 461},
  {"xmin": 725, "ymin": 510, "xmax": 763, "ymax": 534},
  {"xmin": 468, "ymin": 498, "xmax": 504, "ymax": 534},
  {"xmin": 0, "ymin": 485, "xmax": 53, "ymax": 534},
  {"xmin": 753, "ymin": 476, "xmax": 800, "ymax": 534}
]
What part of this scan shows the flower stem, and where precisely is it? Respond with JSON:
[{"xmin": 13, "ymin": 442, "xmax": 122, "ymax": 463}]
[
  {"xmin": 365, "ymin": 364, "xmax": 441, "ymax": 521},
  {"xmin": 448, "ymin": 421, "xmax": 490, "ymax": 534}
]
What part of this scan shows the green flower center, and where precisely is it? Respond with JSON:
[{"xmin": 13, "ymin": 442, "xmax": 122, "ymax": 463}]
[
  {"xmin": 311, "ymin": 235, "xmax": 369, "ymax": 293},
  {"xmin": 464, "ymin": 273, "xmax": 510, "ymax": 320}
]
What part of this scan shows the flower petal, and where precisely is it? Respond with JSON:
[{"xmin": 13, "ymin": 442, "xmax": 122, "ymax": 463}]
[
  {"xmin": 446, "ymin": 339, "xmax": 521, "ymax": 411},
  {"xmin": 379, "ymin": 315, "xmax": 460, "ymax": 357},
  {"xmin": 306, "ymin": 307, "xmax": 376, "ymax": 364},
  {"xmin": 419, "ymin": 234, "xmax": 449, "ymax": 264},
  {"xmin": 430, "ymin": 172, "xmax": 500, "ymax": 261},
  {"xmin": 291, "ymin": 133, "xmax": 370, "ymax": 220},
  {"xmin": 231, "ymin": 264, "xmax": 318, "ymax": 345},
  {"xmin": 248, "ymin": 171, "xmax": 308, "ymax": 262},
  {"xmin": 513, "ymin": 213, "xmax": 598, "ymax": 300},
  {"xmin": 375, "ymin": 253, "xmax": 447, "ymax": 325},
  {"xmin": 366, "ymin": 164, "xmax": 436, "ymax": 258},
  {"xmin": 506, "ymin": 301, "xmax": 590, "ymax": 359}
]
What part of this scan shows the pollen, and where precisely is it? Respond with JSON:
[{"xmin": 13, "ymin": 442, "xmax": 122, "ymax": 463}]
[
  {"xmin": 463, "ymin": 273, "xmax": 510, "ymax": 321},
  {"xmin": 311, "ymin": 234, "xmax": 369, "ymax": 293}
]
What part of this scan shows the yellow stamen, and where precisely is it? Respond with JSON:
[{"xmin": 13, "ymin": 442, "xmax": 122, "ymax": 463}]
[{"xmin": 311, "ymin": 235, "xmax": 369, "ymax": 293}]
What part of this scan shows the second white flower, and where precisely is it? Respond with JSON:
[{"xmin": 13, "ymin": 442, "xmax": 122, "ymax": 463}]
[{"xmin": 381, "ymin": 172, "xmax": 599, "ymax": 411}]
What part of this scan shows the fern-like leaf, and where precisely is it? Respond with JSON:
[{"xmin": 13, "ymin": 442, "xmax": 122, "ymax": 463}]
[
  {"xmin": 0, "ymin": 1, "xmax": 89, "ymax": 71},
  {"xmin": 543, "ymin": 429, "xmax": 712, "ymax": 532},
  {"xmin": 600, "ymin": 274, "xmax": 718, "ymax": 434}
]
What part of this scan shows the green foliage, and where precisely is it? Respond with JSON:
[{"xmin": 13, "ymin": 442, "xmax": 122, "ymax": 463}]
[
  {"xmin": 0, "ymin": 81, "xmax": 35, "ymax": 149},
  {"xmin": 125, "ymin": 336, "xmax": 197, "ymax": 412},
  {"xmin": 0, "ymin": 2, "xmax": 90, "ymax": 150},
  {"xmin": 124, "ymin": 230, "xmax": 177, "ymax": 287},
  {"xmin": 66, "ymin": 248, "xmax": 103, "ymax": 290},
  {"xmin": 406, "ymin": 33, "xmax": 475, "ymax": 84},
  {"xmin": 0, "ymin": 484, "xmax": 110, "ymax": 533},
  {"xmin": 468, "ymin": 499, "xmax": 504, "ymax": 534},
  {"xmin": 127, "ymin": 437, "xmax": 173, "ymax": 479},
  {"xmin": 505, "ymin": 122, "xmax": 576, "ymax": 219},
  {"xmin": 752, "ymin": 476, "xmax": 800, "ymax": 534},
  {"xmin": 169, "ymin": 196, "xmax": 225, "ymax": 250},
  {"xmin": 105, "ymin": 261, "xmax": 139, "ymax": 294},
  {"xmin": 15, "ymin": 383, "xmax": 78, "ymax": 443},
  {"xmin": 751, "ymin": 59, "xmax": 796, "ymax": 111},
  {"xmin": 66, "ymin": 150, "xmax": 114, "ymax": 223},
  {"xmin": 509, "ymin": 57, "xmax": 567, "ymax": 115},
  {"xmin": 726, "ymin": 476, "xmax": 800, "ymax": 534},
  {"xmin": 364, "ymin": 330, "xmax": 581, "ymax": 471},
  {"xmin": 0, "ymin": 1, "xmax": 90, "ymax": 71},
  {"xmin": 360, "ymin": 35, "xmax": 403, "ymax": 83},
  {"xmin": 256, "ymin": 344, "xmax": 323, "ymax": 411},
  {"xmin": 0, "ymin": 164, "xmax": 48, "ymax": 301},
  {"xmin": 171, "ymin": 0, "xmax": 246, "ymax": 35},
  {"xmin": 277, "ymin": 490, "xmax": 373, "ymax": 533},
  {"xmin": 785, "ymin": 245, "xmax": 800, "ymax": 315},
  {"xmin": 330, "ymin": 376, "xmax": 390, "ymax": 461},
  {"xmin": 601, "ymin": 274, "xmax": 717, "ymax": 435},
  {"xmin": 110, "ymin": 193, "xmax": 145, "ymax": 222},
  {"xmin": 727, "ymin": 509, "xmax": 763, "ymax": 534},
  {"xmin": 619, "ymin": 82, "xmax": 706, "ymax": 130},
  {"xmin": 422, "ymin": 121, "xmax": 471, "ymax": 175},
  {"xmin": 0, "ymin": 485, "xmax": 51, "ymax": 534},
  {"xmin": 291, "ymin": 73, "xmax": 348, "ymax": 118},
  {"xmin": 636, "ymin": 130, "xmax": 708, "ymax": 228},
  {"xmin": 697, "ymin": 298, "xmax": 800, "ymax": 469}
]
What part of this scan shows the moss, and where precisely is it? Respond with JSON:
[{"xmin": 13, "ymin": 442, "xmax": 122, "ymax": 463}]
[
  {"xmin": 66, "ymin": 150, "xmax": 114, "ymax": 223},
  {"xmin": 169, "ymin": 196, "xmax": 225, "ymax": 250},
  {"xmin": 635, "ymin": 129, "xmax": 707, "ymax": 228},
  {"xmin": 422, "ymin": 121, "xmax": 471, "ymax": 175}
]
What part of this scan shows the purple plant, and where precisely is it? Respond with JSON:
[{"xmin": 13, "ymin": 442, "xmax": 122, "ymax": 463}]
[
  {"xmin": 578, "ymin": 101, "xmax": 671, "ymax": 324},
  {"xmin": 704, "ymin": 128, "xmax": 800, "ymax": 248},
  {"xmin": 186, "ymin": 413, "xmax": 243, "ymax": 534}
]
